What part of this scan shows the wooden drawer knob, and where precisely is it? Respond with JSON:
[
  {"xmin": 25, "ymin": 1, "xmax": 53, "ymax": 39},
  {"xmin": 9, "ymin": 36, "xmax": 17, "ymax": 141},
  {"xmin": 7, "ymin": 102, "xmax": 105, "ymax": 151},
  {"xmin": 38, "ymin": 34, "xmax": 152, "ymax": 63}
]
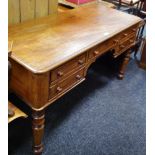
[
  {"xmin": 57, "ymin": 71, "xmax": 64, "ymax": 77},
  {"xmin": 93, "ymin": 50, "xmax": 99, "ymax": 56},
  {"xmin": 123, "ymin": 33, "xmax": 128, "ymax": 37},
  {"xmin": 76, "ymin": 75, "xmax": 81, "ymax": 80},
  {"xmin": 113, "ymin": 39, "xmax": 119, "ymax": 44},
  {"xmin": 120, "ymin": 45, "xmax": 125, "ymax": 49},
  {"xmin": 132, "ymin": 28, "xmax": 136, "ymax": 32},
  {"xmin": 129, "ymin": 39, "xmax": 134, "ymax": 43},
  {"xmin": 57, "ymin": 86, "xmax": 62, "ymax": 92},
  {"xmin": 78, "ymin": 59, "xmax": 84, "ymax": 65}
]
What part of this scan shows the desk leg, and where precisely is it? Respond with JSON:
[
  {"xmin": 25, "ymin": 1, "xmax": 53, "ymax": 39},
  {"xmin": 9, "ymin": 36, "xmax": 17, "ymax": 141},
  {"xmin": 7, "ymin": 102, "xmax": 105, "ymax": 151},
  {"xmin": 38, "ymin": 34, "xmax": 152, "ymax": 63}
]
[
  {"xmin": 118, "ymin": 50, "xmax": 130, "ymax": 80},
  {"xmin": 32, "ymin": 109, "xmax": 45, "ymax": 155}
]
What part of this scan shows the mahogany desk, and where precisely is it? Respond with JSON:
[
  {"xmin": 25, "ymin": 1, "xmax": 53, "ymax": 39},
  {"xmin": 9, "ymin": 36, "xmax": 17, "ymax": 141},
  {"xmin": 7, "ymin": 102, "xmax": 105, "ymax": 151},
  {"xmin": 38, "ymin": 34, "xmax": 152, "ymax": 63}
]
[{"xmin": 9, "ymin": 3, "xmax": 142, "ymax": 154}]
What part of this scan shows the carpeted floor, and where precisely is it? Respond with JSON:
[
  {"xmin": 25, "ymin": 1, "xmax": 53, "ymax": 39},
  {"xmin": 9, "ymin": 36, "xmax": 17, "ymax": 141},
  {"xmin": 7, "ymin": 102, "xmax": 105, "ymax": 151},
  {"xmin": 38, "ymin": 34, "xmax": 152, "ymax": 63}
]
[{"xmin": 8, "ymin": 54, "xmax": 146, "ymax": 155}]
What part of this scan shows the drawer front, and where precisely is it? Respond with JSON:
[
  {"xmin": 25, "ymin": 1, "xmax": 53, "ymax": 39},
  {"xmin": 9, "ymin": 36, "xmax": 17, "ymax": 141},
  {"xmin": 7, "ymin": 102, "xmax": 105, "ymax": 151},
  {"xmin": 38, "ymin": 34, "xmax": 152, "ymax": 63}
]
[
  {"xmin": 113, "ymin": 24, "xmax": 138, "ymax": 44},
  {"xmin": 49, "ymin": 68, "xmax": 85, "ymax": 100},
  {"xmin": 113, "ymin": 35, "xmax": 136, "ymax": 58},
  {"xmin": 50, "ymin": 53, "xmax": 86, "ymax": 83},
  {"xmin": 88, "ymin": 39, "xmax": 114, "ymax": 60}
]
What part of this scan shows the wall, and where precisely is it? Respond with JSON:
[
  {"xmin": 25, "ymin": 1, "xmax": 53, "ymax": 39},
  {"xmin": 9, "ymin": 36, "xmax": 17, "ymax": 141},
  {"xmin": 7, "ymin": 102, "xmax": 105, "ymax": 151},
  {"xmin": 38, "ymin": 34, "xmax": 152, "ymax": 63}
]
[{"xmin": 9, "ymin": 0, "xmax": 58, "ymax": 25}]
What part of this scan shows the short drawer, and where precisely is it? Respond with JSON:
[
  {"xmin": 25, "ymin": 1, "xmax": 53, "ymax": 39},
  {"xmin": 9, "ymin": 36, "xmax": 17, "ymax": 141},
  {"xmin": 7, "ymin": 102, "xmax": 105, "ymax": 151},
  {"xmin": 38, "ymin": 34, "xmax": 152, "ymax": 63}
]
[
  {"xmin": 113, "ymin": 35, "xmax": 136, "ymax": 58},
  {"xmin": 113, "ymin": 24, "xmax": 138, "ymax": 44},
  {"xmin": 88, "ymin": 39, "xmax": 114, "ymax": 59},
  {"xmin": 50, "ymin": 53, "xmax": 86, "ymax": 83},
  {"xmin": 49, "ymin": 68, "xmax": 85, "ymax": 100}
]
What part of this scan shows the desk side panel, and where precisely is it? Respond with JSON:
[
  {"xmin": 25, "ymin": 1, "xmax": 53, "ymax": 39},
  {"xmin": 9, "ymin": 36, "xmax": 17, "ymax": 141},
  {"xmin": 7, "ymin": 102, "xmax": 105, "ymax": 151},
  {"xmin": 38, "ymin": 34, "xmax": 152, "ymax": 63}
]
[{"xmin": 9, "ymin": 59, "xmax": 49, "ymax": 110}]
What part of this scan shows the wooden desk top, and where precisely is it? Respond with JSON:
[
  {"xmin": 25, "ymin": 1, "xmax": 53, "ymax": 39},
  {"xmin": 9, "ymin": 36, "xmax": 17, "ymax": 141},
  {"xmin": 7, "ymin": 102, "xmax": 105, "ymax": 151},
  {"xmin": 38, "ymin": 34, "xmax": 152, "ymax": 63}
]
[{"xmin": 9, "ymin": 2, "xmax": 141, "ymax": 74}]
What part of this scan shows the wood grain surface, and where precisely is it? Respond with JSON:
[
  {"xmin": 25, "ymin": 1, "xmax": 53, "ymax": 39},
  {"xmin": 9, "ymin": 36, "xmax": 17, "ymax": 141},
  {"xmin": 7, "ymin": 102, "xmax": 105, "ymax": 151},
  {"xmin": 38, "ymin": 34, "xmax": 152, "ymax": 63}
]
[{"xmin": 9, "ymin": 2, "xmax": 141, "ymax": 74}]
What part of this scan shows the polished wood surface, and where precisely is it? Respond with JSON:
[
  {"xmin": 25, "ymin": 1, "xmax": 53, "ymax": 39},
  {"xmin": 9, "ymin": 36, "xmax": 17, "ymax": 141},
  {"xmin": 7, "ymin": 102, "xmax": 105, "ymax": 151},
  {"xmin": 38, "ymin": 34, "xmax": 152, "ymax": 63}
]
[
  {"xmin": 118, "ymin": 50, "xmax": 131, "ymax": 79},
  {"xmin": 9, "ymin": 2, "xmax": 142, "ymax": 154},
  {"xmin": 9, "ymin": 2, "xmax": 141, "ymax": 73},
  {"xmin": 9, "ymin": 22, "xmax": 140, "ymax": 110},
  {"xmin": 32, "ymin": 110, "xmax": 45, "ymax": 154}
]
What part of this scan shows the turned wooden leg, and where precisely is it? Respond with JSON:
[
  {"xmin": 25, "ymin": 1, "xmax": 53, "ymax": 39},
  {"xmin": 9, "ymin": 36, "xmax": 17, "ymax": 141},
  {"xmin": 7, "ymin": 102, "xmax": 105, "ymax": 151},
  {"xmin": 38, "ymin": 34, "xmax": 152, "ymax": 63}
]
[
  {"xmin": 118, "ymin": 50, "xmax": 131, "ymax": 80},
  {"xmin": 32, "ymin": 109, "xmax": 45, "ymax": 155}
]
